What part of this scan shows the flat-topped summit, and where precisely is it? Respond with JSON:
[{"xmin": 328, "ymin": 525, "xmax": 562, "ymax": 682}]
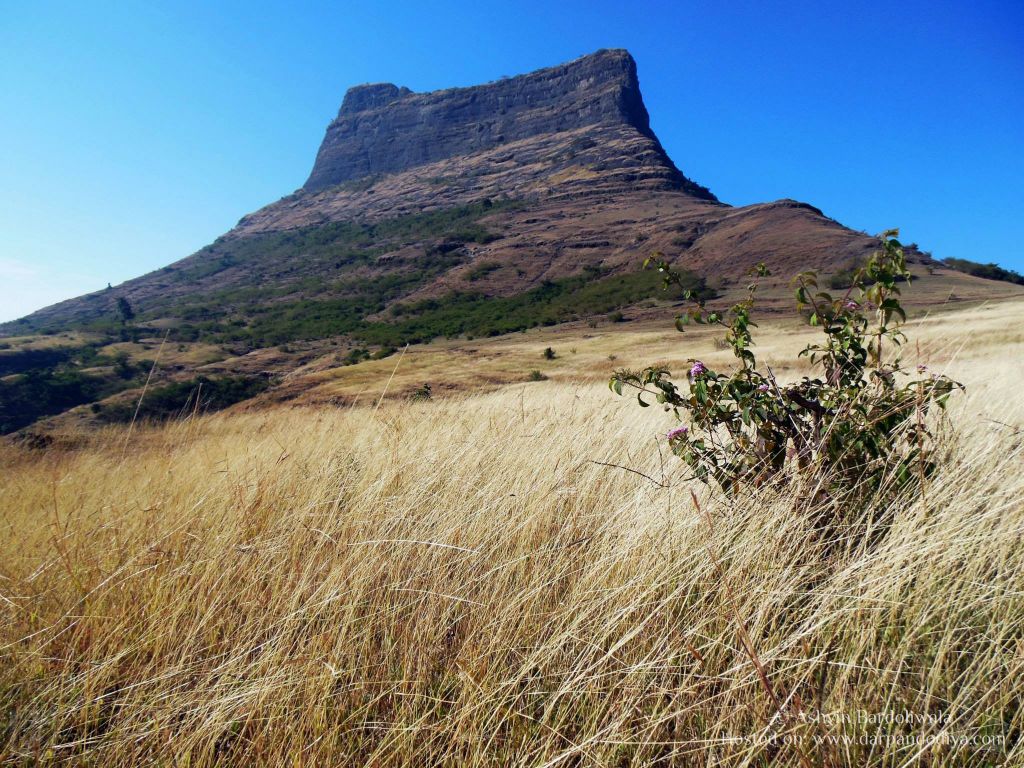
[
  {"xmin": 338, "ymin": 83, "xmax": 413, "ymax": 114},
  {"xmin": 303, "ymin": 49, "xmax": 714, "ymax": 199}
]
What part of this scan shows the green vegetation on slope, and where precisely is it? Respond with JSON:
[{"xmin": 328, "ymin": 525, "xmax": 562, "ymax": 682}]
[
  {"xmin": 231, "ymin": 265, "xmax": 710, "ymax": 347},
  {"xmin": 0, "ymin": 347, "xmax": 76, "ymax": 376},
  {"xmin": 95, "ymin": 375, "xmax": 271, "ymax": 424},
  {"xmin": 0, "ymin": 345, "xmax": 145, "ymax": 433},
  {"xmin": 3, "ymin": 200, "xmax": 705, "ymax": 354},
  {"xmin": 165, "ymin": 253, "xmax": 466, "ymax": 345},
  {"xmin": 0, "ymin": 368, "xmax": 114, "ymax": 434},
  {"xmin": 1, "ymin": 199, "xmax": 522, "ymax": 339},
  {"xmin": 171, "ymin": 200, "xmax": 510, "ymax": 286},
  {"xmin": 0, "ymin": 265, "xmax": 707, "ymax": 433},
  {"xmin": 0, "ymin": 348, "xmax": 270, "ymax": 433},
  {"xmin": 364, "ymin": 267, "xmax": 711, "ymax": 345},
  {"xmin": 942, "ymin": 257, "xmax": 1024, "ymax": 286}
]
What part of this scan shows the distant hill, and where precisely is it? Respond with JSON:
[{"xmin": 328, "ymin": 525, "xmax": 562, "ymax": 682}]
[{"xmin": 2, "ymin": 49, "xmax": 1019, "ymax": 434}]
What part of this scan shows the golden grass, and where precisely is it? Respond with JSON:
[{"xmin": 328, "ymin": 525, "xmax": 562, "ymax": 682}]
[
  {"xmin": 2, "ymin": 301, "xmax": 1023, "ymax": 766},
  {"xmin": 0, "ymin": 331, "xmax": 98, "ymax": 351},
  {"xmin": 295, "ymin": 297, "xmax": 1024, "ymax": 406},
  {"xmin": 97, "ymin": 340, "xmax": 227, "ymax": 368}
]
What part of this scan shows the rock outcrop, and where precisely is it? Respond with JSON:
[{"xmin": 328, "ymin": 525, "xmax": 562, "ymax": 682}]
[{"xmin": 303, "ymin": 49, "xmax": 714, "ymax": 200}]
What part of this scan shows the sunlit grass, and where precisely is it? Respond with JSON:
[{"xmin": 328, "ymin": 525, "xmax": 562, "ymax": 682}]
[{"xmin": 1, "ymin": 300, "xmax": 1022, "ymax": 765}]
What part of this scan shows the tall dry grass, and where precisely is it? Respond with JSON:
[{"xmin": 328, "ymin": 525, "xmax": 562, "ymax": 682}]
[{"xmin": 2, "ymin": 313, "xmax": 1023, "ymax": 766}]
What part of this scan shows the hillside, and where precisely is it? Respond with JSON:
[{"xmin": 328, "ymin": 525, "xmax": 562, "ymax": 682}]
[{"xmin": 2, "ymin": 49, "xmax": 1020, "ymax": 434}]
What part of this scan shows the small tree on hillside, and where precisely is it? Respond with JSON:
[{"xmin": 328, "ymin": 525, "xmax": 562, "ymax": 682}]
[
  {"xmin": 611, "ymin": 231, "xmax": 962, "ymax": 510},
  {"xmin": 116, "ymin": 297, "xmax": 135, "ymax": 326}
]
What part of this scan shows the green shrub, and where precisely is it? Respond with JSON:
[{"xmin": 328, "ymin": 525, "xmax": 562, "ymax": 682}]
[
  {"xmin": 99, "ymin": 375, "xmax": 271, "ymax": 424},
  {"xmin": 343, "ymin": 348, "xmax": 370, "ymax": 365},
  {"xmin": 828, "ymin": 267, "xmax": 860, "ymax": 289},
  {"xmin": 612, "ymin": 232, "xmax": 962, "ymax": 508},
  {"xmin": 113, "ymin": 353, "xmax": 138, "ymax": 380},
  {"xmin": 830, "ymin": 258, "xmax": 907, "ymax": 289},
  {"xmin": 942, "ymin": 257, "xmax": 1024, "ymax": 285},
  {"xmin": 465, "ymin": 261, "xmax": 502, "ymax": 281},
  {"xmin": 410, "ymin": 383, "xmax": 433, "ymax": 401}
]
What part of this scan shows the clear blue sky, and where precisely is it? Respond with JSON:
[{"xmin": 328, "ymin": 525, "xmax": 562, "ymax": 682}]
[{"xmin": 2, "ymin": 0, "xmax": 1021, "ymax": 322}]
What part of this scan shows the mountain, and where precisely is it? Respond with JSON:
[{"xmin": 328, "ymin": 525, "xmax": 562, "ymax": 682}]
[
  {"xmin": 3, "ymin": 49, "xmax": 1016, "ymax": 434},
  {"xmin": 4, "ymin": 49, "xmax": 906, "ymax": 341}
]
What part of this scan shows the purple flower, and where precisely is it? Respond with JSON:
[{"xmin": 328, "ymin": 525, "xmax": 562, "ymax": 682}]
[
  {"xmin": 757, "ymin": 383, "xmax": 770, "ymax": 392},
  {"xmin": 667, "ymin": 425, "xmax": 689, "ymax": 440},
  {"xmin": 689, "ymin": 361, "xmax": 707, "ymax": 378},
  {"xmin": 845, "ymin": 300, "xmax": 859, "ymax": 311},
  {"xmin": 916, "ymin": 364, "xmax": 928, "ymax": 373}
]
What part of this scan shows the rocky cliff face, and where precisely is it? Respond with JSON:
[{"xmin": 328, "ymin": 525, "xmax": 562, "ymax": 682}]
[{"xmin": 303, "ymin": 49, "xmax": 715, "ymax": 200}]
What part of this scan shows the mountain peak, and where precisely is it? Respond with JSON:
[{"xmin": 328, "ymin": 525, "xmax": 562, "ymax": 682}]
[
  {"xmin": 338, "ymin": 83, "xmax": 413, "ymax": 115},
  {"xmin": 303, "ymin": 48, "xmax": 711, "ymax": 198}
]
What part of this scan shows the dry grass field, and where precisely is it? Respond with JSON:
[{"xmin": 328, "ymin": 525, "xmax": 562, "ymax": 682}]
[
  {"xmin": 272, "ymin": 283, "xmax": 1023, "ymax": 408},
  {"xmin": 2, "ymin": 298, "xmax": 1023, "ymax": 766}
]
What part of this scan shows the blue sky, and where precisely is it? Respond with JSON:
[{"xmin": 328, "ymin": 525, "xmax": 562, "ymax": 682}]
[{"xmin": 1, "ymin": 0, "xmax": 1021, "ymax": 322}]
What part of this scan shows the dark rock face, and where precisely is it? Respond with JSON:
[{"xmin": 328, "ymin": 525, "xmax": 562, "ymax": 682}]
[{"xmin": 304, "ymin": 49, "xmax": 715, "ymax": 200}]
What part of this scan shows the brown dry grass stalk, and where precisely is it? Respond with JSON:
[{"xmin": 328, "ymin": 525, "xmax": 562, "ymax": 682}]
[{"xmin": 1, "ymin": 306, "xmax": 1022, "ymax": 766}]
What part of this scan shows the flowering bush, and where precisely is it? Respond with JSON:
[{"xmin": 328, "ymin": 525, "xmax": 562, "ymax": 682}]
[{"xmin": 611, "ymin": 232, "xmax": 962, "ymax": 502}]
